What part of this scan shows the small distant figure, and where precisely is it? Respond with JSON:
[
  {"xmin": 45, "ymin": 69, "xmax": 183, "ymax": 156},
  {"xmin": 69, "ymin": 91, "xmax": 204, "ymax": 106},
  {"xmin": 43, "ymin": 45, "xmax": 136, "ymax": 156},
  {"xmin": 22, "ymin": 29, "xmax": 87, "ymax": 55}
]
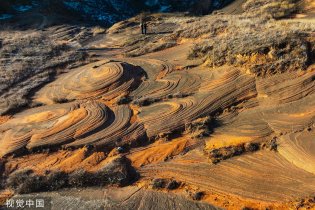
[
  {"xmin": 140, "ymin": 19, "xmax": 148, "ymax": 35},
  {"xmin": 140, "ymin": 12, "xmax": 149, "ymax": 35},
  {"xmin": 140, "ymin": 21, "xmax": 144, "ymax": 34},
  {"xmin": 143, "ymin": 22, "xmax": 148, "ymax": 35}
]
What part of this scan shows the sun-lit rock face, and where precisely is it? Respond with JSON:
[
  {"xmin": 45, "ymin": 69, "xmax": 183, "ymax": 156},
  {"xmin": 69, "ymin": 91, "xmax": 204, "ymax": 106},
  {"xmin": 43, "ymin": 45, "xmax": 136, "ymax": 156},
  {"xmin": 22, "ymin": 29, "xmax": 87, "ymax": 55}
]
[
  {"xmin": 0, "ymin": 1, "xmax": 314, "ymax": 209},
  {"xmin": 0, "ymin": 60, "xmax": 146, "ymax": 158},
  {"xmin": 35, "ymin": 60, "xmax": 143, "ymax": 104},
  {"xmin": 0, "ymin": 101, "xmax": 107, "ymax": 157}
]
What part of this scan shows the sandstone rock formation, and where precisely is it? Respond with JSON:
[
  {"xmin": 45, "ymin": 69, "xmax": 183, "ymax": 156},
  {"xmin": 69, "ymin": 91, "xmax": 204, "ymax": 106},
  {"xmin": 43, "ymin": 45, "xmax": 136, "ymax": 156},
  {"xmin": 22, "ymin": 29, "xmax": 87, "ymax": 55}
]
[{"xmin": 0, "ymin": 0, "xmax": 314, "ymax": 209}]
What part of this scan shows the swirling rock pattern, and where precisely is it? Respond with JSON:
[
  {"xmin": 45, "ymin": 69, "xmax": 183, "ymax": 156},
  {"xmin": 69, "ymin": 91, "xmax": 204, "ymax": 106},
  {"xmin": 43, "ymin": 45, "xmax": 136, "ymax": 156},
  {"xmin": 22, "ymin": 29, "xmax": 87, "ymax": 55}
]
[
  {"xmin": 256, "ymin": 70, "xmax": 315, "ymax": 106},
  {"xmin": 1, "ymin": 26, "xmax": 315, "ymax": 209},
  {"xmin": 0, "ymin": 101, "xmax": 107, "ymax": 157},
  {"xmin": 66, "ymin": 105, "xmax": 145, "ymax": 149},
  {"xmin": 138, "ymin": 68, "xmax": 257, "ymax": 138},
  {"xmin": 35, "ymin": 60, "xmax": 143, "ymax": 104},
  {"xmin": 140, "ymin": 150, "xmax": 315, "ymax": 202},
  {"xmin": 131, "ymin": 71, "xmax": 201, "ymax": 102},
  {"xmin": 1, "ymin": 59, "xmax": 148, "ymax": 157},
  {"xmin": 0, "ymin": 101, "xmax": 145, "ymax": 157},
  {"xmin": 278, "ymin": 129, "xmax": 315, "ymax": 174}
]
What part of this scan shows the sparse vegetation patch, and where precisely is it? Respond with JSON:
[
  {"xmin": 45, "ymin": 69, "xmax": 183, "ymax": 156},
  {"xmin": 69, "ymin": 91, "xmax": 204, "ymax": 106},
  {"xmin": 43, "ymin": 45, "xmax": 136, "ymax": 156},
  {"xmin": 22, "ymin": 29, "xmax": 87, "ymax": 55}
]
[
  {"xmin": 0, "ymin": 30, "xmax": 87, "ymax": 115},
  {"xmin": 188, "ymin": 19, "xmax": 312, "ymax": 76},
  {"xmin": 5, "ymin": 157, "xmax": 138, "ymax": 194},
  {"xmin": 207, "ymin": 138, "xmax": 278, "ymax": 164}
]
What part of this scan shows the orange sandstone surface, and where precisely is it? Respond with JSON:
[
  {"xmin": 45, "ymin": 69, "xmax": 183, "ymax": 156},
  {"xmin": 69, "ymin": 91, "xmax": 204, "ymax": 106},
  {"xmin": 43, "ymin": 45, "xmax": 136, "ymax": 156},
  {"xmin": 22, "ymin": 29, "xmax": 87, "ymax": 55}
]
[{"xmin": 0, "ymin": 3, "xmax": 315, "ymax": 210}]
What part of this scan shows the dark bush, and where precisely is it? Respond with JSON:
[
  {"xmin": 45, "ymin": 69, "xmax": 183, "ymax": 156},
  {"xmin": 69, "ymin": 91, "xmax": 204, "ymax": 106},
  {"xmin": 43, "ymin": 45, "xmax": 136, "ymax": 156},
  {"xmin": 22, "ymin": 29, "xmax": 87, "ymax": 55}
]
[
  {"xmin": 52, "ymin": 98, "xmax": 73, "ymax": 104},
  {"xmin": 45, "ymin": 171, "xmax": 68, "ymax": 191},
  {"xmin": 268, "ymin": 138, "xmax": 278, "ymax": 151},
  {"xmin": 209, "ymin": 143, "xmax": 260, "ymax": 163},
  {"xmin": 117, "ymin": 96, "xmax": 132, "ymax": 105},
  {"xmin": 6, "ymin": 169, "xmax": 45, "ymax": 194},
  {"xmin": 151, "ymin": 178, "xmax": 166, "ymax": 189},
  {"xmin": 221, "ymin": 145, "xmax": 245, "ymax": 160},
  {"xmin": 132, "ymin": 97, "xmax": 157, "ymax": 107},
  {"xmin": 68, "ymin": 169, "xmax": 93, "ymax": 187},
  {"xmin": 209, "ymin": 138, "xmax": 280, "ymax": 164},
  {"xmin": 244, "ymin": 142, "xmax": 260, "ymax": 152},
  {"xmin": 94, "ymin": 156, "xmax": 138, "ymax": 187},
  {"xmin": 166, "ymin": 180, "xmax": 181, "ymax": 190},
  {"xmin": 192, "ymin": 191, "xmax": 204, "ymax": 200},
  {"xmin": 185, "ymin": 116, "xmax": 212, "ymax": 138}
]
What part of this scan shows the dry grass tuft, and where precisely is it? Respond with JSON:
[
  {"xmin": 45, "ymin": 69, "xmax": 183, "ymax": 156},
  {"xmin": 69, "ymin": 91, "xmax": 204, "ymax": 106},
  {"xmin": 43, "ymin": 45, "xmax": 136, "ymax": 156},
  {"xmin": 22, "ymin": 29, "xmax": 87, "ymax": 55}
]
[
  {"xmin": 186, "ymin": 16, "xmax": 313, "ymax": 76},
  {"xmin": 243, "ymin": 0, "xmax": 298, "ymax": 19},
  {"xmin": 0, "ymin": 30, "xmax": 87, "ymax": 115}
]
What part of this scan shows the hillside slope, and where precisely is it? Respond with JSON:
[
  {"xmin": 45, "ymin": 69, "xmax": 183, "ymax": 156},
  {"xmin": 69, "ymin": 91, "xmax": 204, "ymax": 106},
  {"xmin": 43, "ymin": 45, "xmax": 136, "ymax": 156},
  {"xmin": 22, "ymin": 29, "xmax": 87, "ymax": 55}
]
[
  {"xmin": 0, "ymin": 0, "xmax": 234, "ymax": 24},
  {"xmin": 0, "ymin": 0, "xmax": 314, "ymax": 209}
]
